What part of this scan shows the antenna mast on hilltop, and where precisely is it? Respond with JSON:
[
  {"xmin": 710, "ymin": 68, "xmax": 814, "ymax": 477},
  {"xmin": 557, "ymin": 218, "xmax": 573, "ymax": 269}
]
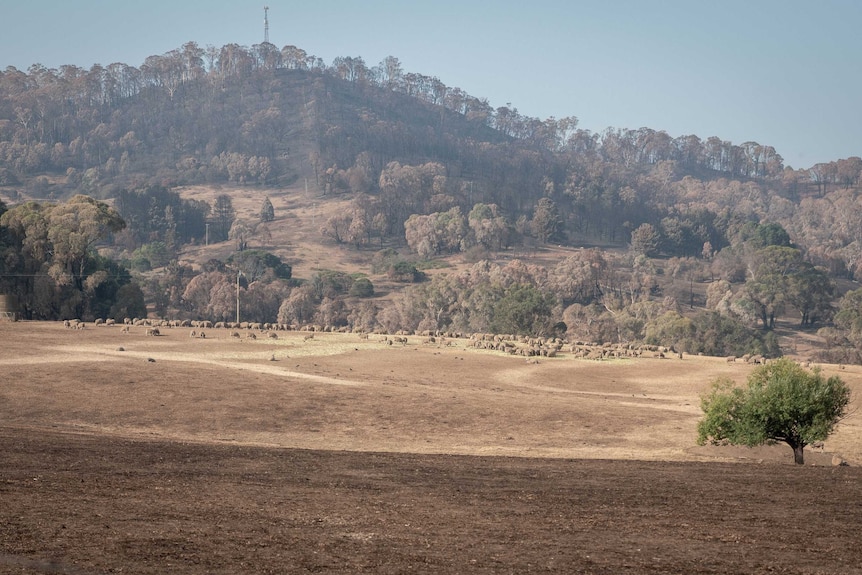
[{"xmin": 264, "ymin": 6, "xmax": 270, "ymax": 43}]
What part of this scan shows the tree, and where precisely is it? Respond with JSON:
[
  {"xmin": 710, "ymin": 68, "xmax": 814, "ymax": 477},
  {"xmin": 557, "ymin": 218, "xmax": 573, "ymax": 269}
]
[
  {"xmin": 697, "ymin": 358, "xmax": 851, "ymax": 464},
  {"xmin": 468, "ymin": 203, "xmax": 508, "ymax": 251},
  {"xmin": 259, "ymin": 196, "xmax": 275, "ymax": 223},
  {"xmin": 349, "ymin": 277, "xmax": 374, "ymax": 298},
  {"xmin": 211, "ymin": 194, "xmax": 234, "ymax": 242},
  {"xmin": 0, "ymin": 196, "xmax": 135, "ymax": 320},
  {"xmin": 491, "ymin": 284, "xmax": 555, "ymax": 336},
  {"xmin": 229, "ymin": 219, "xmax": 251, "ymax": 252},
  {"xmin": 834, "ymin": 288, "xmax": 862, "ymax": 344},
  {"xmin": 743, "ymin": 246, "xmax": 805, "ymax": 330},
  {"xmin": 630, "ymin": 223, "xmax": 660, "ymax": 257},
  {"xmin": 530, "ymin": 197, "xmax": 560, "ymax": 244},
  {"xmin": 227, "ymin": 250, "xmax": 292, "ymax": 281}
]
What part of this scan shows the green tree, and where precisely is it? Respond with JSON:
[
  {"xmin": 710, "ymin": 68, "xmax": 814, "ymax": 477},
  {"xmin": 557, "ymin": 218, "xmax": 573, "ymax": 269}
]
[
  {"xmin": 697, "ymin": 358, "xmax": 851, "ymax": 464},
  {"xmin": 227, "ymin": 250, "xmax": 291, "ymax": 281},
  {"xmin": 349, "ymin": 277, "xmax": 374, "ymax": 298},
  {"xmin": 491, "ymin": 284, "xmax": 555, "ymax": 336},
  {"xmin": 785, "ymin": 264, "xmax": 834, "ymax": 326},
  {"xmin": 834, "ymin": 288, "xmax": 862, "ymax": 343},
  {"xmin": 259, "ymin": 196, "xmax": 275, "ymax": 223},
  {"xmin": 468, "ymin": 203, "xmax": 508, "ymax": 251},
  {"xmin": 630, "ymin": 223, "xmax": 661, "ymax": 257},
  {"xmin": 743, "ymin": 246, "xmax": 804, "ymax": 330},
  {"xmin": 530, "ymin": 197, "xmax": 560, "ymax": 244},
  {"xmin": 752, "ymin": 222, "xmax": 792, "ymax": 249},
  {"xmin": 0, "ymin": 196, "xmax": 131, "ymax": 320},
  {"xmin": 212, "ymin": 194, "xmax": 235, "ymax": 242}
]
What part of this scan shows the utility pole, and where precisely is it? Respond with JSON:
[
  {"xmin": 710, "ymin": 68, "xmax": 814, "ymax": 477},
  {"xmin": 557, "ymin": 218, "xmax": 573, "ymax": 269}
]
[
  {"xmin": 236, "ymin": 270, "xmax": 242, "ymax": 324},
  {"xmin": 205, "ymin": 222, "xmax": 209, "ymax": 246}
]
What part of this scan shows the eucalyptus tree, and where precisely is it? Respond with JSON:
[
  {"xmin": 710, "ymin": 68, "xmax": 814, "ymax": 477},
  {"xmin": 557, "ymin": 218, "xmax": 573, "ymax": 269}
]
[{"xmin": 698, "ymin": 358, "xmax": 851, "ymax": 465}]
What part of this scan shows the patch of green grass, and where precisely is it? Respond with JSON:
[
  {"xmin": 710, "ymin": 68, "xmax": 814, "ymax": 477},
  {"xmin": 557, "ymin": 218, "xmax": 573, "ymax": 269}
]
[{"xmin": 414, "ymin": 259, "xmax": 450, "ymax": 271}]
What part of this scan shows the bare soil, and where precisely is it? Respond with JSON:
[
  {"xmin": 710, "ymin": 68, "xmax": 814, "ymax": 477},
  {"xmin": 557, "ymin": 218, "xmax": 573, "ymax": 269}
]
[{"xmin": 2, "ymin": 321, "xmax": 862, "ymax": 574}]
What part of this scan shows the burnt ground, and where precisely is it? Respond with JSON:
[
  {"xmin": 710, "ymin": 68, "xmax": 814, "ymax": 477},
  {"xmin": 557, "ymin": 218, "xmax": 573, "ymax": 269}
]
[
  {"xmin": 2, "ymin": 428, "xmax": 861, "ymax": 575},
  {"xmin": 2, "ymin": 321, "xmax": 862, "ymax": 574}
]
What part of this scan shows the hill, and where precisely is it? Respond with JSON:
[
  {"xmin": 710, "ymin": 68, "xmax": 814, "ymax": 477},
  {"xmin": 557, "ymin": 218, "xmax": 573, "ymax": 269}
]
[{"xmin": 2, "ymin": 42, "xmax": 862, "ymax": 361}]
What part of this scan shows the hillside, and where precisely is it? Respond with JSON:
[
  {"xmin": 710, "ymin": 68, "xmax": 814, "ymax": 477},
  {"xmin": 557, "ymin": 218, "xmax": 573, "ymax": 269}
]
[{"xmin": 2, "ymin": 41, "xmax": 862, "ymax": 361}]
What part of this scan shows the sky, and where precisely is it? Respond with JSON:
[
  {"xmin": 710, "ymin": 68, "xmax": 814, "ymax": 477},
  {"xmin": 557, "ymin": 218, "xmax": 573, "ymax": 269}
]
[{"xmin": 2, "ymin": 0, "xmax": 860, "ymax": 169}]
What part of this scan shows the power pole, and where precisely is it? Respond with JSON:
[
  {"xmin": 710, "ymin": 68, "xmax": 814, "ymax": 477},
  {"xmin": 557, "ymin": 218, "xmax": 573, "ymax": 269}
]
[{"xmin": 236, "ymin": 270, "xmax": 241, "ymax": 324}]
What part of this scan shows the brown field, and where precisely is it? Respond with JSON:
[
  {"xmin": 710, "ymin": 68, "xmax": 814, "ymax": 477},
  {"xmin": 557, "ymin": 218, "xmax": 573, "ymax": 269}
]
[{"xmin": 2, "ymin": 321, "xmax": 862, "ymax": 574}]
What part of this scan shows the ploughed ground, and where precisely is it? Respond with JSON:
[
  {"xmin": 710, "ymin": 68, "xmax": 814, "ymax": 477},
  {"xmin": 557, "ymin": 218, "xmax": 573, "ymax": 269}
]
[{"xmin": 1, "ymin": 321, "xmax": 861, "ymax": 574}]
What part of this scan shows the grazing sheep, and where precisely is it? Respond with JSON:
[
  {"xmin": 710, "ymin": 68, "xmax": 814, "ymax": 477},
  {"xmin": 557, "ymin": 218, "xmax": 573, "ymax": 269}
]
[
  {"xmin": 231, "ymin": 331, "xmax": 241, "ymax": 339},
  {"xmin": 303, "ymin": 334, "xmax": 314, "ymax": 342},
  {"xmin": 146, "ymin": 327, "xmax": 160, "ymax": 336},
  {"xmin": 268, "ymin": 332, "xmax": 278, "ymax": 339},
  {"xmin": 190, "ymin": 330, "xmax": 197, "ymax": 338},
  {"xmin": 199, "ymin": 331, "xmax": 206, "ymax": 339}
]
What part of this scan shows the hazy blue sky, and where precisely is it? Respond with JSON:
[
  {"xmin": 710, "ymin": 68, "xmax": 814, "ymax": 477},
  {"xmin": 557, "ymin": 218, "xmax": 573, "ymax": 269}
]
[{"xmin": 2, "ymin": 0, "xmax": 860, "ymax": 168}]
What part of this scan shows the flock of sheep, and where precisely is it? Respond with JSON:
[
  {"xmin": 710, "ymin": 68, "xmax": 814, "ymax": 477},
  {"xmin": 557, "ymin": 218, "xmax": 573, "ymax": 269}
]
[{"xmin": 57, "ymin": 316, "xmax": 705, "ymax": 363}]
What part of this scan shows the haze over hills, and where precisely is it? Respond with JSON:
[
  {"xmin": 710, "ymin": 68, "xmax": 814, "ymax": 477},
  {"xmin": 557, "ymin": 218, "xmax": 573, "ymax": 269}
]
[{"xmin": 2, "ymin": 41, "xmax": 862, "ymax": 364}]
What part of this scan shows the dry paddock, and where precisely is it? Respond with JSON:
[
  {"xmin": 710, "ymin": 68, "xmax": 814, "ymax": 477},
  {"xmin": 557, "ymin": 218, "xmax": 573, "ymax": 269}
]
[{"xmin": 1, "ymin": 321, "xmax": 862, "ymax": 574}]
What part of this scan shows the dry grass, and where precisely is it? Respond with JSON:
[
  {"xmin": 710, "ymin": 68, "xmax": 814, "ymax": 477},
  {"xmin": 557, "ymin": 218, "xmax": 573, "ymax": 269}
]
[{"xmin": 2, "ymin": 320, "xmax": 860, "ymax": 465}]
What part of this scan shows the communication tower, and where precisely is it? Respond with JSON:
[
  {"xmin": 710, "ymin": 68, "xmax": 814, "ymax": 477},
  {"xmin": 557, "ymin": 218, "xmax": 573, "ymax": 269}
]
[{"xmin": 264, "ymin": 6, "xmax": 270, "ymax": 43}]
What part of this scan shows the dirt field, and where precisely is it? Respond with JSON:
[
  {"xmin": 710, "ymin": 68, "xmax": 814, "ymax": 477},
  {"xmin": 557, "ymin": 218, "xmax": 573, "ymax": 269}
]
[{"xmin": 2, "ymin": 321, "xmax": 862, "ymax": 574}]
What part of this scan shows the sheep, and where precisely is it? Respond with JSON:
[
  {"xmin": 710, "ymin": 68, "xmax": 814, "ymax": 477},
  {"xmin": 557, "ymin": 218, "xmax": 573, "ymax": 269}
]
[
  {"xmin": 303, "ymin": 333, "xmax": 314, "ymax": 342},
  {"xmin": 146, "ymin": 327, "xmax": 160, "ymax": 336},
  {"xmin": 268, "ymin": 332, "xmax": 278, "ymax": 339},
  {"xmin": 190, "ymin": 330, "xmax": 197, "ymax": 338}
]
